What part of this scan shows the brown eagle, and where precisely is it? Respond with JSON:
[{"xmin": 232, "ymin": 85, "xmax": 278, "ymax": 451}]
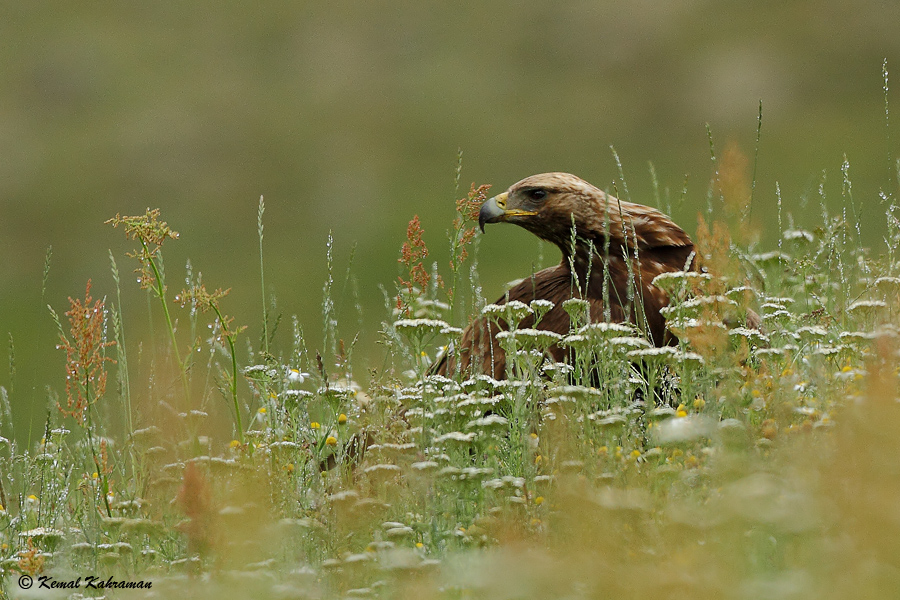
[{"xmin": 435, "ymin": 172, "xmax": 698, "ymax": 379}]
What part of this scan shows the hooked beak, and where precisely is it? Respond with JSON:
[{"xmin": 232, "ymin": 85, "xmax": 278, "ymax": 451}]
[
  {"xmin": 478, "ymin": 193, "xmax": 507, "ymax": 233},
  {"xmin": 478, "ymin": 192, "xmax": 537, "ymax": 233}
]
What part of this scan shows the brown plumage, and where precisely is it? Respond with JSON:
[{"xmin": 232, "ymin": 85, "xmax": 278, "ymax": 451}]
[{"xmin": 435, "ymin": 172, "xmax": 698, "ymax": 379}]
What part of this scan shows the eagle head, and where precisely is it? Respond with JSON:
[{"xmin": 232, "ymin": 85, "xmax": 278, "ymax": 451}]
[
  {"xmin": 479, "ymin": 172, "xmax": 692, "ymax": 253},
  {"xmin": 478, "ymin": 172, "xmax": 606, "ymax": 248}
]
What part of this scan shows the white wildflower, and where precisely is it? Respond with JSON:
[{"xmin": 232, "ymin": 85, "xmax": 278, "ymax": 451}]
[
  {"xmin": 496, "ymin": 328, "xmax": 563, "ymax": 349},
  {"xmin": 481, "ymin": 476, "xmax": 525, "ymax": 490},
  {"xmin": 542, "ymin": 361, "xmax": 574, "ymax": 375},
  {"xmin": 874, "ymin": 276, "xmax": 900, "ymax": 289},
  {"xmin": 456, "ymin": 395, "xmax": 501, "ymax": 411},
  {"xmin": 761, "ymin": 309, "xmax": 793, "ymax": 324},
  {"xmin": 653, "ymin": 415, "xmax": 716, "ymax": 444},
  {"xmin": 680, "ymin": 295, "xmax": 737, "ymax": 310},
  {"xmin": 561, "ymin": 298, "xmax": 590, "ymax": 322},
  {"xmin": 434, "ymin": 431, "xmax": 476, "ymax": 444},
  {"xmin": 559, "ymin": 333, "xmax": 589, "ymax": 348},
  {"xmin": 750, "ymin": 251, "xmax": 789, "ymax": 264},
  {"xmin": 577, "ymin": 322, "xmax": 637, "ymax": 341},
  {"xmin": 753, "ymin": 348, "xmax": 787, "ymax": 359},
  {"xmin": 243, "ymin": 364, "xmax": 278, "ymax": 379},
  {"xmin": 795, "ymin": 326, "xmax": 828, "ymax": 338},
  {"xmin": 763, "ymin": 296, "xmax": 795, "ymax": 305},
  {"xmin": 465, "ymin": 414, "xmax": 509, "ymax": 431},
  {"xmin": 459, "ymin": 467, "xmax": 494, "ymax": 480},
  {"xmin": 847, "ymin": 300, "xmax": 887, "ymax": 313},
  {"xmin": 729, "ymin": 327, "xmax": 770, "ymax": 345},
  {"xmin": 608, "ymin": 336, "xmax": 652, "ymax": 350},
  {"xmin": 782, "ymin": 229, "xmax": 814, "ymax": 242},
  {"xmin": 286, "ymin": 368, "xmax": 310, "ymax": 384},
  {"xmin": 839, "ymin": 331, "xmax": 876, "ymax": 342},
  {"xmin": 410, "ymin": 461, "xmax": 439, "ymax": 471},
  {"xmin": 548, "ymin": 385, "xmax": 601, "ymax": 400},
  {"xmin": 481, "ymin": 300, "xmax": 533, "ymax": 327},
  {"xmin": 626, "ymin": 346, "xmax": 703, "ymax": 364},
  {"xmin": 725, "ymin": 285, "xmax": 757, "ymax": 300},
  {"xmin": 667, "ymin": 318, "xmax": 728, "ymax": 334},
  {"xmin": 18, "ymin": 527, "xmax": 64, "ymax": 541},
  {"xmin": 385, "ymin": 526, "xmax": 415, "ymax": 539},
  {"xmin": 651, "ymin": 271, "xmax": 712, "ymax": 292},
  {"xmin": 480, "ymin": 303, "xmax": 505, "ymax": 318},
  {"xmin": 647, "ymin": 406, "xmax": 676, "ymax": 419},
  {"xmin": 363, "ymin": 464, "xmax": 402, "ymax": 477},
  {"xmin": 812, "ymin": 345, "xmax": 844, "ymax": 356},
  {"xmin": 530, "ymin": 299, "xmax": 555, "ymax": 322},
  {"xmin": 367, "ymin": 443, "xmax": 417, "ymax": 457},
  {"xmin": 590, "ymin": 414, "xmax": 628, "ymax": 428}
]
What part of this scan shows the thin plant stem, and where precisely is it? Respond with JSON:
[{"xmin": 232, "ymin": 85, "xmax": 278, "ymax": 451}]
[
  {"xmin": 140, "ymin": 237, "xmax": 191, "ymax": 403},
  {"xmin": 211, "ymin": 303, "xmax": 243, "ymax": 443}
]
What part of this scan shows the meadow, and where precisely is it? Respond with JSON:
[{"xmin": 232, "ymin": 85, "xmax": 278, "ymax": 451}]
[{"xmin": 1, "ymin": 143, "xmax": 900, "ymax": 600}]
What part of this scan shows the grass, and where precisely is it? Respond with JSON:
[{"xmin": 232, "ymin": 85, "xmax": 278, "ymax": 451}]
[{"xmin": 0, "ymin": 151, "xmax": 899, "ymax": 600}]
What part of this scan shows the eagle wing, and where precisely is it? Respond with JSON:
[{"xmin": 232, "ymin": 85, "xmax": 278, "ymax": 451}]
[{"xmin": 434, "ymin": 239, "xmax": 696, "ymax": 380}]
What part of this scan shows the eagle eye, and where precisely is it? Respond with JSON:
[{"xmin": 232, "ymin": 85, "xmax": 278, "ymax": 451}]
[{"xmin": 527, "ymin": 189, "xmax": 547, "ymax": 201}]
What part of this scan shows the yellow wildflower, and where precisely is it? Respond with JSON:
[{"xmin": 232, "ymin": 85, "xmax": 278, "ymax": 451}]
[{"xmin": 325, "ymin": 436, "xmax": 338, "ymax": 446}]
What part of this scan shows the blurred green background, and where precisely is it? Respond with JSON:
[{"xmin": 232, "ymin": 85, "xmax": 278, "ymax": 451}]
[{"xmin": 2, "ymin": 1, "xmax": 899, "ymax": 437}]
